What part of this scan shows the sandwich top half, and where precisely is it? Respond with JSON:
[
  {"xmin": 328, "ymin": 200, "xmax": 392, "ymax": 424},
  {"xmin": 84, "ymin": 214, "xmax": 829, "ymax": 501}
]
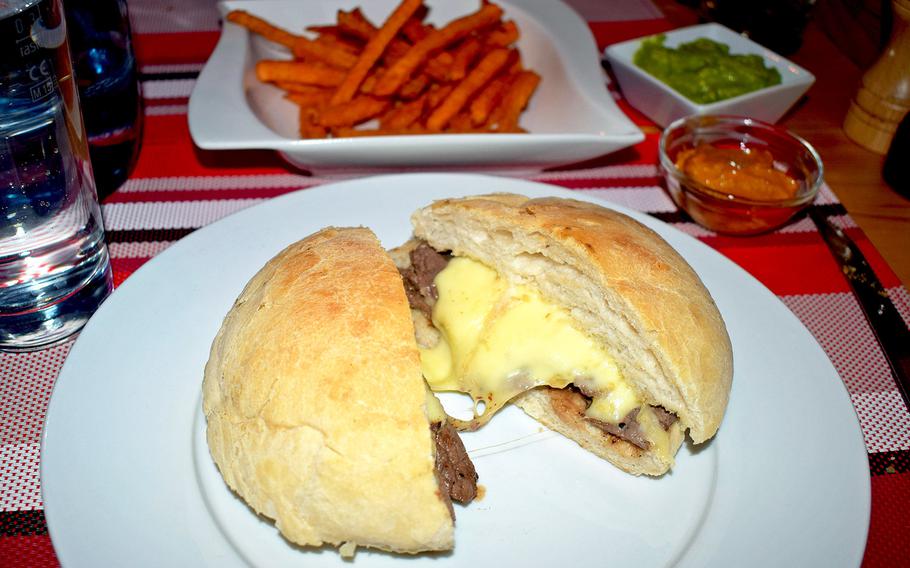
[
  {"xmin": 202, "ymin": 227, "xmax": 476, "ymax": 557},
  {"xmin": 395, "ymin": 193, "xmax": 734, "ymax": 476}
]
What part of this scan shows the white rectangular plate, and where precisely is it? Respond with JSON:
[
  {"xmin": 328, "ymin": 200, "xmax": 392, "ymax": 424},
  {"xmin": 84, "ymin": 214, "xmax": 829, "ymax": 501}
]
[{"xmin": 188, "ymin": 0, "xmax": 644, "ymax": 173}]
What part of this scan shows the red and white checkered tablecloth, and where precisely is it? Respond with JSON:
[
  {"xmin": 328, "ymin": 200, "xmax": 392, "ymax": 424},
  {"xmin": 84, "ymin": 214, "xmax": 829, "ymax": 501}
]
[{"xmin": 2, "ymin": 0, "xmax": 909, "ymax": 566}]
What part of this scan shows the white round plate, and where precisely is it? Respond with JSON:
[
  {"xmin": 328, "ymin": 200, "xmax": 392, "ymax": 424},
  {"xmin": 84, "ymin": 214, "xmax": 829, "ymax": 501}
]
[{"xmin": 41, "ymin": 174, "xmax": 870, "ymax": 567}]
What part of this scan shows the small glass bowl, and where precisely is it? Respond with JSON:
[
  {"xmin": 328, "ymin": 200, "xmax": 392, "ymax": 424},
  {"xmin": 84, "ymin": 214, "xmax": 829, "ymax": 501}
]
[{"xmin": 658, "ymin": 115, "xmax": 823, "ymax": 235}]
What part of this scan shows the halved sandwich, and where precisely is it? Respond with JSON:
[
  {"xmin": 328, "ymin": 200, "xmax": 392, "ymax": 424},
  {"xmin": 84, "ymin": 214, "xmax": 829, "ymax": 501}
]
[
  {"xmin": 393, "ymin": 194, "xmax": 733, "ymax": 476},
  {"xmin": 203, "ymin": 227, "xmax": 477, "ymax": 557}
]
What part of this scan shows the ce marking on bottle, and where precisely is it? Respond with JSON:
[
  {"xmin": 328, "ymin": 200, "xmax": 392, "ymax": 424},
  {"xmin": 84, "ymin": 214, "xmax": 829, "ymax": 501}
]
[{"xmin": 29, "ymin": 60, "xmax": 52, "ymax": 81}]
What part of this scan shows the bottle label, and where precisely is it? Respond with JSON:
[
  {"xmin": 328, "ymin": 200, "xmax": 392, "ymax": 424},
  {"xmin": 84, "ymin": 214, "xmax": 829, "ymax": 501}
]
[{"xmin": 1, "ymin": 0, "xmax": 69, "ymax": 109}]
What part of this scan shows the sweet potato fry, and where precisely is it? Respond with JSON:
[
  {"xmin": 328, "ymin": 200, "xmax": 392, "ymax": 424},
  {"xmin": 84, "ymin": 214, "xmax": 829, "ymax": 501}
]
[
  {"xmin": 410, "ymin": 5, "xmax": 430, "ymax": 26},
  {"xmin": 399, "ymin": 73, "xmax": 430, "ymax": 99},
  {"xmin": 380, "ymin": 95, "xmax": 427, "ymax": 130},
  {"xmin": 401, "ymin": 7, "xmax": 432, "ymax": 43},
  {"xmin": 508, "ymin": 54, "xmax": 524, "ymax": 74},
  {"xmin": 226, "ymin": 10, "xmax": 300, "ymax": 48},
  {"xmin": 275, "ymin": 82, "xmax": 328, "ymax": 94},
  {"xmin": 446, "ymin": 111, "xmax": 474, "ymax": 132},
  {"xmin": 426, "ymin": 84, "xmax": 454, "ymax": 110},
  {"xmin": 332, "ymin": 125, "xmax": 438, "ymax": 137},
  {"xmin": 331, "ymin": 0, "xmax": 424, "ymax": 104},
  {"xmin": 424, "ymin": 51, "xmax": 453, "ymax": 82},
  {"xmin": 306, "ymin": 24, "xmax": 340, "ymax": 35},
  {"xmin": 256, "ymin": 61, "xmax": 347, "ymax": 86},
  {"xmin": 336, "ymin": 8, "xmax": 376, "ymax": 41},
  {"xmin": 486, "ymin": 20, "xmax": 519, "ymax": 47},
  {"xmin": 285, "ymin": 90, "xmax": 332, "ymax": 108},
  {"xmin": 359, "ymin": 67, "xmax": 386, "ymax": 94},
  {"xmin": 336, "ymin": 7, "xmax": 411, "ymax": 62},
  {"xmin": 489, "ymin": 69, "xmax": 540, "ymax": 131},
  {"xmin": 299, "ymin": 106, "xmax": 327, "ymax": 139},
  {"xmin": 469, "ymin": 72, "xmax": 511, "ymax": 125},
  {"xmin": 291, "ymin": 38, "xmax": 358, "ymax": 69},
  {"xmin": 372, "ymin": 3, "xmax": 504, "ymax": 96},
  {"xmin": 313, "ymin": 33, "xmax": 362, "ymax": 54},
  {"xmin": 383, "ymin": 40, "xmax": 412, "ymax": 65},
  {"xmin": 426, "ymin": 48, "xmax": 510, "ymax": 131},
  {"xmin": 334, "ymin": 123, "xmax": 497, "ymax": 136},
  {"xmin": 308, "ymin": 28, "xmax": 365, "ymax": 57},
  {"xmin": 449, "ymin": 36, "xmax": 481, "ymax": 81},
  {"xmin": 319, "ymin": 96, "xmax": 390, "ymax": 127}
]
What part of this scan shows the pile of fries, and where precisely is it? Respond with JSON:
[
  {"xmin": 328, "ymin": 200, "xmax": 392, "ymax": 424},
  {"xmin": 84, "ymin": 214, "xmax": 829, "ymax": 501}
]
[{"xmin": 227, "ymin": 0, "xmax": 540, "ymax": 138}]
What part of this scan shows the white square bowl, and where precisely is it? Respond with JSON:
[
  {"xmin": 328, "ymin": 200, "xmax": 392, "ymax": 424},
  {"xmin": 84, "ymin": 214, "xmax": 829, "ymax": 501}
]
[
  {"xmin": 188, "ymin": 0, "xmax": 645, "ymax": 174},
  {"xmin": 603, "ymin": 23, "xmax": 815, "ymax": 128}
]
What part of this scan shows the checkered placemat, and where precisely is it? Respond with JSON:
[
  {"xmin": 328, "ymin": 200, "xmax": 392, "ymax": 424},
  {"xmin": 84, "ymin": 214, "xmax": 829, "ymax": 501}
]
[{"xmin": 2, "ymin": 0, "xmax": 908, "ymax": 566}]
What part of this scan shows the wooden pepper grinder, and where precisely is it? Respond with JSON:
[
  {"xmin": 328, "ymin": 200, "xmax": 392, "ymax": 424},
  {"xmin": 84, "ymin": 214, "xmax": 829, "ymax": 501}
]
[{"xmin": 843, "ymin": 0, "xmax": 910, "ymax": 154}]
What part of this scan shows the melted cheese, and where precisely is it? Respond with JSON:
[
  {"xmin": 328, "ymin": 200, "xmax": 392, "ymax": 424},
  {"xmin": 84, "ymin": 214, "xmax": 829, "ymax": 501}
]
[
  {"xmin": 635, "ymin": 406, "xmax": 671, "ymax": 460},
  {"xmin": 420, "ymin": 257, "xmax": 643, "ymax": 429},
  {"xmin": 424, "ymin": 384, "xmax": 447, "ymax": 424}
]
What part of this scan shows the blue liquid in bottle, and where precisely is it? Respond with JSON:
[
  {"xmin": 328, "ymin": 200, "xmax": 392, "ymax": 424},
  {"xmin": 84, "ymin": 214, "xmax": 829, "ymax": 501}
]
[{"xmin": 65, "ymin": 0, "xmax": 142, "ymax": 199}]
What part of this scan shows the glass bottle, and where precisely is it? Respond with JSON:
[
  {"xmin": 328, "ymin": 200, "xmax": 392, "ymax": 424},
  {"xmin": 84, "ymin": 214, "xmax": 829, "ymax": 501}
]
[{"xmin": 64, "ymin": 0, "xmax": 143, "ymax": 199}]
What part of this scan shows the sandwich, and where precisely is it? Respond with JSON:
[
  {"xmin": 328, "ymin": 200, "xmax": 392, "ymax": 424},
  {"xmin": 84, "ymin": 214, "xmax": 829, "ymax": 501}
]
[
  {"xmin": 393, "ymin": 194, "xmax": 733, "ymax": 476},
  {"xmin": 202, "ymin": 227, "xmax": 477, "ymax": 557}
]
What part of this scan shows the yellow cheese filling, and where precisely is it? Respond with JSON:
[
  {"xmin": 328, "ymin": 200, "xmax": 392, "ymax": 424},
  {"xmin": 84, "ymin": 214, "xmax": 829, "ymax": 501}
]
[
  {"xmin": 424, "ymin": 384, "xmax": 447, "ymax": 424},
  {"xmin": 418, "ymin": 256, "xmax": 671, "ymax": 459}
]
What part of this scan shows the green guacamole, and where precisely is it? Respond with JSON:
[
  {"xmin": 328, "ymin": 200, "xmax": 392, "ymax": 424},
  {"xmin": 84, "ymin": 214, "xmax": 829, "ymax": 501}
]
[{"xmin": 632, "ymin": 35, "xmax": 782, "ymax": 104}]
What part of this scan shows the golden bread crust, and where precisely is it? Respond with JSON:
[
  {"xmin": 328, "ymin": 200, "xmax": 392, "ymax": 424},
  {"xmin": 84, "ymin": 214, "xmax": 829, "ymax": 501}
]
[{"xmin": 202, "ymin": 227, "xmax": 453, "ymax": 555}]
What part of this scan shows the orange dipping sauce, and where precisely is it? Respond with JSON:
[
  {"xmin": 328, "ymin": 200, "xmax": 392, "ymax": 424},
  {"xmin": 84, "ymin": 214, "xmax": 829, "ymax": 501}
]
[{"xmin": 675, "ymin": 143, "xmax": 799, "ymax": 202}]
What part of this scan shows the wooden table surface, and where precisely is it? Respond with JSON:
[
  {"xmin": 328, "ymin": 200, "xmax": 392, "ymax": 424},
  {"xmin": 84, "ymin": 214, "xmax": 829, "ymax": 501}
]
[{"xmin": 655, "ymin": 0, "xmax": 910, "ymax": 290}]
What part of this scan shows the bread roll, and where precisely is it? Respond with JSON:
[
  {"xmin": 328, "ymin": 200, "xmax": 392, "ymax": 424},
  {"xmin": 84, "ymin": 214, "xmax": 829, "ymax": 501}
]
[
  {"xmin": 203, "ymin": 227, "xmax": 455, "ymax": 556},
  {"xmin": 406, "ymin": 194, "xmax": 733, "ymax": 475}
]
